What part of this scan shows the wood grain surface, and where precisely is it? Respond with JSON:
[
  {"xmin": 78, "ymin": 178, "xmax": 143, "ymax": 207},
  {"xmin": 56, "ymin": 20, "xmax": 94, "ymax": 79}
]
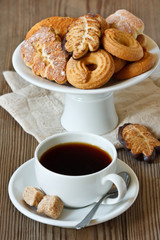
[{"xmin": 0, "ymin": 0, "xmax": 160, "ymax": 239}]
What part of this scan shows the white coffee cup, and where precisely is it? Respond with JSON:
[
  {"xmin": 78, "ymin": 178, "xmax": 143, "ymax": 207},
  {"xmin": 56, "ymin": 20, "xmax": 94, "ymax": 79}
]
[{"xmin": 34, "ymin": 132, "xmax": 127, "ymax": 208}]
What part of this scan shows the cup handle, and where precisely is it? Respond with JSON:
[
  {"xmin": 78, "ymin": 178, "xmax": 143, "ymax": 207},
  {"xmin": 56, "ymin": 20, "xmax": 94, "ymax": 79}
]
[{"xmin": 101, "ymin": 173, "xmax": 127, "ymax": 204}]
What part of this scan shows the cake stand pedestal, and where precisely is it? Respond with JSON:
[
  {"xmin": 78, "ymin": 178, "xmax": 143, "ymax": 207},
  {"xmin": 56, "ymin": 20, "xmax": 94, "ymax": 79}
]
[{"xmin": 61, "ymin": 92, "xmax": 118, "ymax": 134}]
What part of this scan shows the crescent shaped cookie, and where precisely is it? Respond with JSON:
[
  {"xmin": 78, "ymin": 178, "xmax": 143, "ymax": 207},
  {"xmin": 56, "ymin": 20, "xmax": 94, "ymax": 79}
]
[
  {"xmin": 21, "ymin": 26, "xmax": 69, "ymax": 84},
  {"xmin": 102, "ymin": 28, "xmax": 144, "ymax": 61},
  {"xmin": 25, "ymin": 16, "xmax": 76, "ymax": 40},
  {"xmin": 66, "ymin": 49, "xmax": 115, "ymax": 89},
  {"xmin": 113, "ymin": 56, "xmax": 127, "ymax": 73},
  {"xmin": 114, "ymin": 52, "xmax": 155, "ymax": 80},
  {"xmin": 136, "ymin": 34, "xmax": 148, "ymax": 51}
]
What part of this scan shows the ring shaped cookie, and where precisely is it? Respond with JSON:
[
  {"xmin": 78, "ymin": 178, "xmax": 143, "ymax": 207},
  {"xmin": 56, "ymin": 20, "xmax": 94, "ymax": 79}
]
[
  {"xmin": 114, "ymin": 52, "xmax": 155, "ymax": 80},
  {"xmin": 66, "ymin": 49, "xmax": 115, "ymax": 89},
  {"xmin": 102, "ymin": 28, "xmax": 143, "ymax": 61}
]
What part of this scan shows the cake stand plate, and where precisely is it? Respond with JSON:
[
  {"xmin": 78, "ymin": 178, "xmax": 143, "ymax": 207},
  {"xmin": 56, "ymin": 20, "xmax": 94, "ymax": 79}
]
[{"xmin": 12, "ymin": 36, "xmax": 160, "ymax": 134}]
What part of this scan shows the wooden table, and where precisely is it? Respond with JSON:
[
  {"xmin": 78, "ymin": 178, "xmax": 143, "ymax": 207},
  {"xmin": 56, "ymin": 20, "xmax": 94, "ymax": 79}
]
[{"xmin": 0, "ymin": 0, "xmax": 160, "ymax": 239}]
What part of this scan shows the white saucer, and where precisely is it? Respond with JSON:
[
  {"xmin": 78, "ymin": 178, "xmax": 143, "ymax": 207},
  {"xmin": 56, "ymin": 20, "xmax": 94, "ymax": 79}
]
[{"xmin": 8, "ymin": 158, "xmax": 139, "ymax": 228}]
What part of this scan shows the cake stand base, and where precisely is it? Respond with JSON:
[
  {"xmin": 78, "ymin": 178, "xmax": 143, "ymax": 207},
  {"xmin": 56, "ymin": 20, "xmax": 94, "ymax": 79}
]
[{"xmin": 61, "ymin": 92, "xmax": 118, "ymax": 135}]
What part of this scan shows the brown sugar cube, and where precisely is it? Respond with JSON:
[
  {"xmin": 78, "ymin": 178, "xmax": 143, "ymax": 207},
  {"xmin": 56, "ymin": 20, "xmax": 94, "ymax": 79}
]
[
  {"xmin": 23, "ymin": 186, "xmax": 45, "ymax": 207},
  {"xmin": 37, "ymin": 195, "xmax": 64, "ymax": 219}
]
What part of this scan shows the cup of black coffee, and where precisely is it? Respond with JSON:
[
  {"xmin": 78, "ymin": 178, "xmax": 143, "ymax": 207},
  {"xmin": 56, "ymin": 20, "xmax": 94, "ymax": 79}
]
[{"xmin": 35, "ymin": 132, "xmax": 127, "ymax": 208}]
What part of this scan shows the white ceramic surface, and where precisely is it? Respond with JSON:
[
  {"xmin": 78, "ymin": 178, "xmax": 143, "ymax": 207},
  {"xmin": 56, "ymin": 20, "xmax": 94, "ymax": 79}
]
[
  {"xmin": 8, "ymin": 158, "xmax": 139, "ymax": 228},
  {"xmin": 12, "ymin": 36, "xmax": 160, "ymax": 134},
  {"xmin": 34, "ymin": 132, "xmax": 127, "ymax": 208},
  {"xmin": 61, "ymin": 92, "xmax": 118, "ymax": 134}
]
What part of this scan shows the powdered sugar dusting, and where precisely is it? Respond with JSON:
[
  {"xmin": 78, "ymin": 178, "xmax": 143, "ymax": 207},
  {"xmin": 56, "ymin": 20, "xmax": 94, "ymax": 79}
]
[
  {"xmin": 20, "ymin": 26, "xmax": 68, "ymax": 84},
  {"xmin": 106, "ymin": 9, "xmax": 144, "ymax": 38}
]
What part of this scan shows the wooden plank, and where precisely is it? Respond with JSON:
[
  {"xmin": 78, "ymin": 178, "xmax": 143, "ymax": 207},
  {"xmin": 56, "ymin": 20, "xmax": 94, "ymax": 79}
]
[{"xmin": 0, "ymin": 0, "xmax": 160, "ymax": 239}]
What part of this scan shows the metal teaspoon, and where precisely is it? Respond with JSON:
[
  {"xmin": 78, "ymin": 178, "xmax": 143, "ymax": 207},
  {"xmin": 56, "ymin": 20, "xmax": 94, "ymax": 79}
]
[{"xmin": 75, "ymin": 171, "xmax": 131, "ymax": 229}]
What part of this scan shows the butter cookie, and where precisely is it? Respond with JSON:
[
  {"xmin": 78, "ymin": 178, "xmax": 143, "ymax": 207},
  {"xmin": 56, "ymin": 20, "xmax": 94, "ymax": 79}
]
[
  {"xmin": 64, "ymin": 14, "xmax": 102, "ymax": 59},
  {"xmin": 66, "ymin": 49, "xmax": 115, "ymax": 89},
  {"xmin": 106, "ymin": 9, "xmax": 144, "ymax": 39},
  {"xmin": 113, "ymin": 56, "xmax": 127, "ymax": 73},
  {"xmin": 94, "ymin": 14, "xmax": 109, "ymax": 33},
  {"xmin": 118, "ymin": 123, "xmax": 160, "ymax": 162},
  {"xmin": 25, "ymin": 16, "xmax": 76, "ymax": 40},
  {"xmin": 136, "ymin": 34, "xmax": 148, "ymax": 51},
  {"xmin": 102, "ymin": 28, "xmax": 143, "ymax": 61},
  {"xmin": 114, "ymin": 52, "xmax": 155, "ymax": 79},
  {"xmin": 21, "ymin": 26, "xmax": 68, "ymax": 84}
]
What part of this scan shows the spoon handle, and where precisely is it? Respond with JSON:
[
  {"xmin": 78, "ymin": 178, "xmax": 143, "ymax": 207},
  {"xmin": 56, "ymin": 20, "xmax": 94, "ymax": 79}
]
[
  {"xmin": 75, "ymin": 191, "xmax": 115, "ymax": 229},
  {"xmin": 75, "ymin": 172, "xmax": 130, "ymax": 229}
]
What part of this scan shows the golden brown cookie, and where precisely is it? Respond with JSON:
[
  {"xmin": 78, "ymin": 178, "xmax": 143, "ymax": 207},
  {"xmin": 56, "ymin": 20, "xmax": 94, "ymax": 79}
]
[
  {"xmin": 113, "ymin": 56, "xmax": 127, "ymax": 73},
  {"xmin": 114, "ymin": 52, "xmax": 155, "ymax": 80},
  {"xmin": 136, "ymin": 34, "xmax": 148, "ymax": 51},
  {"xmin": 21, "ymin": 26, "xmax": 68, "ymax": 84},
  {"xmin": 25, "ymin": 16, "xmax": 76, "ymax": 40},
  {"xmin": 106, "ymin": 9, "xmax": 144, "ymax": 38},
  {"xmin": 64, "ymin": 14, "xmax": 102, "ymax": 59},
  {"xmin": 94, "ymin": 14, "xmax": 109, "ymax": 33},
  {"xmin": 66, "ymin": 49, "xmax": 115, "ymax": 89},
  {"xmin": 118, "ymin": 123, "xmax": 160, "ymax": 162},
  {"xmin": 102, "ymin": 28, "xmax": 144, "ymax": 61}
]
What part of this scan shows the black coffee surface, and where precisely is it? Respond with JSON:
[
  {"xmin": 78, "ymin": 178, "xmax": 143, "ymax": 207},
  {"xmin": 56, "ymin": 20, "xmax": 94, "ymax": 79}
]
[{"xmin": 39, "ymin": 142, "xmax": 112, "ymax": 176}]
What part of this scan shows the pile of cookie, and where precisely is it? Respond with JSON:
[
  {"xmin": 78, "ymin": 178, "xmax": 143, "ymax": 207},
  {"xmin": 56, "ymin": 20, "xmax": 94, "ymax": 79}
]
[{"xmin": 20, "ymin": 10, "xmax": 156, "ymax": 89}]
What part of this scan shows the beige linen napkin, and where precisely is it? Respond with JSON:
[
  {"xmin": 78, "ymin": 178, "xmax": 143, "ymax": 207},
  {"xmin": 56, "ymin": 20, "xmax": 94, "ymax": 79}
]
[{"xmin": 0, "ymin": 67, "xmax": 160, "ymax": 148}]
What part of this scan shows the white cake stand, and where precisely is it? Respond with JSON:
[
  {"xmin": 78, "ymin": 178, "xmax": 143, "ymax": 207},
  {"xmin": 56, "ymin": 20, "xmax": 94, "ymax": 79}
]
[{"xmin": 12, "ymin": 36, "xmax": 160, "ymax": 135}]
